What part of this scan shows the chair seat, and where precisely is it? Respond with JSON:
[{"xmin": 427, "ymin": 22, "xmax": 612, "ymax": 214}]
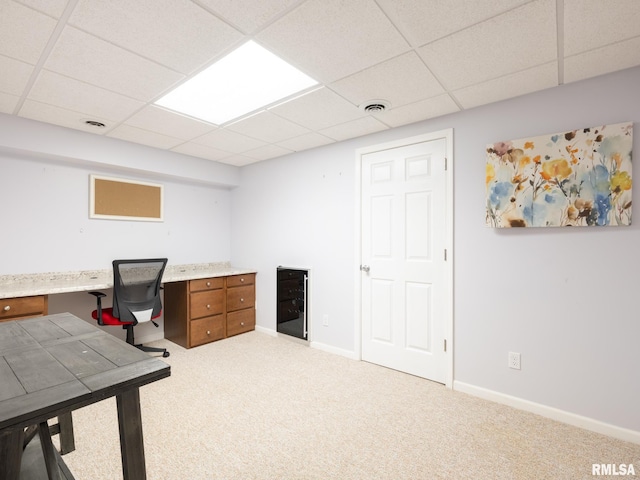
[
  {"xmin": 92, "ymin": 308, "xmax": 162, "ymax": 326},
  {"xmin": 92, "ymin": 308, "xmax": 134, "ymax": 326}
]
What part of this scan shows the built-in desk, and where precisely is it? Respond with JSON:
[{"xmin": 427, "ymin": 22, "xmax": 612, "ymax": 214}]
[{"xmin": 0, "ymin": 264, "xmax": 258, "ymax": 344}]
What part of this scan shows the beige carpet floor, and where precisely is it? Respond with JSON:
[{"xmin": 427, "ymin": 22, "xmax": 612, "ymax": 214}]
[{"xmin": 58, "ymin": 331, "xmax": 639, "ymax": 479}]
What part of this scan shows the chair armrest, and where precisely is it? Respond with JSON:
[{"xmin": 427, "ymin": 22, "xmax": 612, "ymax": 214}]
[{"xmin": 88, "ymin": 291, "xmax": 106, "ymax": 326}]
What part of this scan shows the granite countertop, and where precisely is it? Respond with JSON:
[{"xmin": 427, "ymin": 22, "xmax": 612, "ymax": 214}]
[{"xmin": 0, "ymin": 262, "xmax": 257, "ymax": 299}]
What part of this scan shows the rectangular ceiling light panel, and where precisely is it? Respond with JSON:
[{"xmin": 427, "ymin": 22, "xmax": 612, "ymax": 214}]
[{"xmin": 155, "ymin": 41, "xmax": 318, "ymax": 125}]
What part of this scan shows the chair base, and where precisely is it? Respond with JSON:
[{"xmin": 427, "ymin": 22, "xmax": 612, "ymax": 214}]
[{"xmin": 136, "ymin": 344, "xmax": 170, "ymax": 358}]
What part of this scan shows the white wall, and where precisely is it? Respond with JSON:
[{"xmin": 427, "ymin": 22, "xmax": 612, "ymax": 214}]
[
  {"xmin": 2, "ymin": 67, "xmax": 638, "ymax": 437},
  {"xmin": 231, "ymin": 66, "xmax": 640, "ymax": 434},
  {"xmin": 0, "ymin": 115, "xmax": 236, "ymax": 274}
]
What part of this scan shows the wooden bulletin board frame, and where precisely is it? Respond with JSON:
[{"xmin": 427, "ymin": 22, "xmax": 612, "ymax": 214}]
[{"xmin": 90, "ymin": 174, "xmax": 164, "ymax": 222}]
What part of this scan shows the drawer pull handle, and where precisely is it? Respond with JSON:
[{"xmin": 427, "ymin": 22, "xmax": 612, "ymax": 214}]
[
  {"xmin": 240, "ymin": 322, "xmax": 244, "ymax": 326},
  {"xmin": 206, "ymin": 304, "xmax": 211, "ymax": 309},
  {"xmin": 206, "ymin": 282, "xmax": 211, "ymax": 287},
  {"xmin": 240, "ymin": 298, "xmax": 244, "ymax": 303},
  {"xmin": 240, "ymin": 278, "xmax": 245, "ymax": 283},
  {"xmin": 207, "ymin": 330, "xmax": 211, "ymax": 335},
  {"xmin": 3, "ymin": 305, "xmax": 10, "ymax": 311}
]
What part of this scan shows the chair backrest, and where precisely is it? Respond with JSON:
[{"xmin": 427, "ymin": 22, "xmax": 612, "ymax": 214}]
[{"xmin": 112, "ymin": 258, "xmax": 168, "ymax": 325}]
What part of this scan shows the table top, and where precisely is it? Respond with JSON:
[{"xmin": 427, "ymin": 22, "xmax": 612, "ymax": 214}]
[{"xmin": 0, "ymin": 313, "xmax": 171, "ymax": 431}]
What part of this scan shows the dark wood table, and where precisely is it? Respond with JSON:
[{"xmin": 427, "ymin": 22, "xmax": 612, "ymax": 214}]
[{"xmin": 0, "ymin": 313, "xmax": 170, "ymax": 480}]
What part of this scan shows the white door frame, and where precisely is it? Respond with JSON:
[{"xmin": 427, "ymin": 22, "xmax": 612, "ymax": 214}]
[{"xmin": 354, "ymin": 129, "xmax": 454, "ymax": 388}]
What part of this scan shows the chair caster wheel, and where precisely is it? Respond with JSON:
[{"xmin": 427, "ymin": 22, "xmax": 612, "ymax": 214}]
[{"xmin": 163, "ymin": 351, "xmax": 170, "ymax": 358}]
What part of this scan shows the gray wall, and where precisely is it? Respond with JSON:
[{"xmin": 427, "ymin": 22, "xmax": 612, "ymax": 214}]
[{"xmin": 231, "ymin": 66, "xmax": 640, "ymax": 433}]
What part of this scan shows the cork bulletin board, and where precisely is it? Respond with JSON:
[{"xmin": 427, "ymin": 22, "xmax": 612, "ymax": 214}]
[{"xmin": 90, "ymin": 175, "xmax": 163, "ymax": 221}]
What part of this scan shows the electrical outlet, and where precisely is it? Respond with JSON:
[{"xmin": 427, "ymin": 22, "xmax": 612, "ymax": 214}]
[
  {"xmin": 508, "ymin": 352, "xmax": 521, "ymax": 370},
  {"xmin": 323, "ymin": 314, "xmax": 329, "ymax": 326}
]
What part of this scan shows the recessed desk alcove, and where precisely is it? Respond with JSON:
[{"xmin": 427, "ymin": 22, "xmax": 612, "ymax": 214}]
[{"xmin": 0, "ymin": 263, "xmax": 257, "ymax": 345}]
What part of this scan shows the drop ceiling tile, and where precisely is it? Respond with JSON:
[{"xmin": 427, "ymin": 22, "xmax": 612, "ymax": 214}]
[
  {"xmin": 564, "ymin": 0, "xmax": 640, "ymax": 56},
  {"xmin": 320, "ymin": 116, "xmax": 388, "ymax": 142},
  {"xmin": 270, "ymin": 87, "xmax": 363, "ymax": 130},
  {"xmin": 0, "ymin": 1, "xmax": 57, "ymax": 64},
  {"xmin": 44, "ymin": 27, "xmax": 184, "ymax": 101},
  {"xmin": 126, "ymin": 106, "xmax": 216, "ymax": 141},
  {"xmin": 377, "ymin": 0, "xmax": 529, "ymax": 46},
  {"xmin": 277, "ymin": 132, "xmax": 335, "ymax": 152},
  {"xmin": 69, "ymin": 0, "xmax": 243, "ymax": 75},
  {"xmin": 454, "ymin": 62, "xmax": 558, "ymax": 109},
  {"xmin": 16, "ymin": 0, "xmax": 69, "ymax": 18},
  {"xmin": 197, "ymin": 0, "xmax": 300, "ymax": 34},
  {"xmin": 193, "ymin": 128, "xmax": 266, "ymax": 153},
  {"xmin": 107, "ymin": 124, "xmax": 183, "ymax": 150},
  {"xmin": 418, "ymin": 0, "xmax": 557, "ymax": 91},
  {"xmin": 19, "ymin": 99, "xmax": 111, "ymax": 133},
  {"xmin": 243, "ymin": 144, "xmax": 293, "ymax": 161},
  {"xmin": 257, "ymin": 0, "xmax": 410, "ymax": 83},
  {"xmin": 330, "ymin": 52, "xmax": 445, "ymax": 109},
  {"xmin": 29, "ymin": 70, "xmax": 145, "ymax": 121},
  {"xmin": 226, "ymin": 111, "xmax": 309, "ymax": 143},
  {"xmin": 376, "ymin": 95, "xmax": 460, "ymax": 128},
  {"xmin": 0, "ymin": 55, "xmax": 33, "ymax": 96},
  {"xmin": 171, "ymin": 142, "xmax": 231, "ymax": 162},
  {"xmin": 0, "ymin": 92, "xmax": 20, "ymax": 114},
  {"xmin": 564, "ymin": 37, "xmax": 640, "ymax": 84}
]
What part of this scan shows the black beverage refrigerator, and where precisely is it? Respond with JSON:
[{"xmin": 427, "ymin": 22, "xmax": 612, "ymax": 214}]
[{"xmin": 276, "ymin": 267, "xmax": 308, "ymax": 340}]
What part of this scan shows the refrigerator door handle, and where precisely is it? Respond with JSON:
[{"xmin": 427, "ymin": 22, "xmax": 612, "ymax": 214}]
[{"xmin": 303, "ymin": 274, "xmax": 308, "ymax": 338}]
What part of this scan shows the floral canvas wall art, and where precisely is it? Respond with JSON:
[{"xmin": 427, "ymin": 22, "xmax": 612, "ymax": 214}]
[{"xmin": 486, "ymin": 122, "xmax": 633, "ymax": 228}]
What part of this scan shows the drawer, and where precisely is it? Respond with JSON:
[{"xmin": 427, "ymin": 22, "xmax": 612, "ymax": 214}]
[
  {"xmin": 190, "ymin": 290, "xmax": 224, "ymax": 319},
  {"xmin": 0, "ymin": 295, "xmax": 47, "ymax": 321},
  {"xmin": 226, "ymin": 285, "xmax": 255, "ymax": 312},
  {"xmin": 227, "ymin": 309, "xmax": 255, "ymax": 337},
  {"xmin": 190, "ymin": 315, "xmax": 225, "ymax": 346},
  {"xmin": 189, "ymin": 277, "xmax": 224, "ymax": 293},
  {"xmin": 226, "ymin": 274, "xmax": 255, "ymax": 288}
]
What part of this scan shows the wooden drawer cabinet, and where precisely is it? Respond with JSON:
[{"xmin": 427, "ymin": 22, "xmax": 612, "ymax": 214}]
[
  {"xmin": 0, "ymin": 295, "xmax": 48, "ymax": 322},
  {"xmin": 164, "ymin": 273, "xmax": 256, "ymax": 348},
  {"xmin": 226, "ymin": 274, "xmax": 256, "ymax": 337}
]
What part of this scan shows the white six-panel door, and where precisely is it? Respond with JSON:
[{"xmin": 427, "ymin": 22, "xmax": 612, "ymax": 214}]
[{"xmin": 360, "ymin": 136, "xmax": 448, "ymax": 382}]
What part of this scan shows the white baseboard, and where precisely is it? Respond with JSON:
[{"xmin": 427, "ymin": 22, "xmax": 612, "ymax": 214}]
[
  {"xmin": 255, "ymin": 325, "xmax": 278, "ymax": 337},
  {"xmin": 254, "ymin": 326, "xmax": 357, "ymax": 359},
  {"xmin": 310, "ymin": 341, "xmax": 358, "ymax": 360},
  {"xmin": 454, "ymin": 381, "xmax": 640, "ymax": 445}
]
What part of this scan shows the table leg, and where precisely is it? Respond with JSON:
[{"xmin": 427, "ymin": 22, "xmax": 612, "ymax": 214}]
[
  {"xmin": 57, "ymin": 413, "xmax": 75, "ymax": 455},
  {"xmin": 0, "ymin": 428, "xmax": 25, "ymax": 480},
  {"xmin": 116, "ymin": 388, "xmax": 147, "ymax": 480},
  {"xmin": 38, "ymin": 422, "xmax": 63, "ymax": 480}
]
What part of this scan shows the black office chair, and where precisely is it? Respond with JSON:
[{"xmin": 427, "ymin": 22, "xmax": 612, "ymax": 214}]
[{"xmin": 89, "ymin": 258, "xmax": 169, "ymax": 358}]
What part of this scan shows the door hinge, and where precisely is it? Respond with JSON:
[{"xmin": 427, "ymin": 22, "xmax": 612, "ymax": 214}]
[
  {"xmin": 444, "ymin": 339, "xmax": 447, "ymax": 352},
  {"xmin": 445, "ymin": 157, "xmax": 448, "ymax": 171},
  {"xmin": 444, "ymin": 249, "xmax": 447, "ymax": 261}
]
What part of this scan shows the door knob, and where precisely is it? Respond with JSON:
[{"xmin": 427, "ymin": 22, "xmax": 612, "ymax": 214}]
[{"xmin": 360, "ymin": 265, "xmax": 370, "ymax": 273}]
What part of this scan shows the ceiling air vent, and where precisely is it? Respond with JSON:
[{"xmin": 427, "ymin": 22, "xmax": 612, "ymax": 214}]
[
  {"xmin": 360, "ymin": 100, "xmax": 390, "ymax": 113},
  {"xmin": 84, "ymin": 120, "xmax": 106, "ymax": 128}
]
